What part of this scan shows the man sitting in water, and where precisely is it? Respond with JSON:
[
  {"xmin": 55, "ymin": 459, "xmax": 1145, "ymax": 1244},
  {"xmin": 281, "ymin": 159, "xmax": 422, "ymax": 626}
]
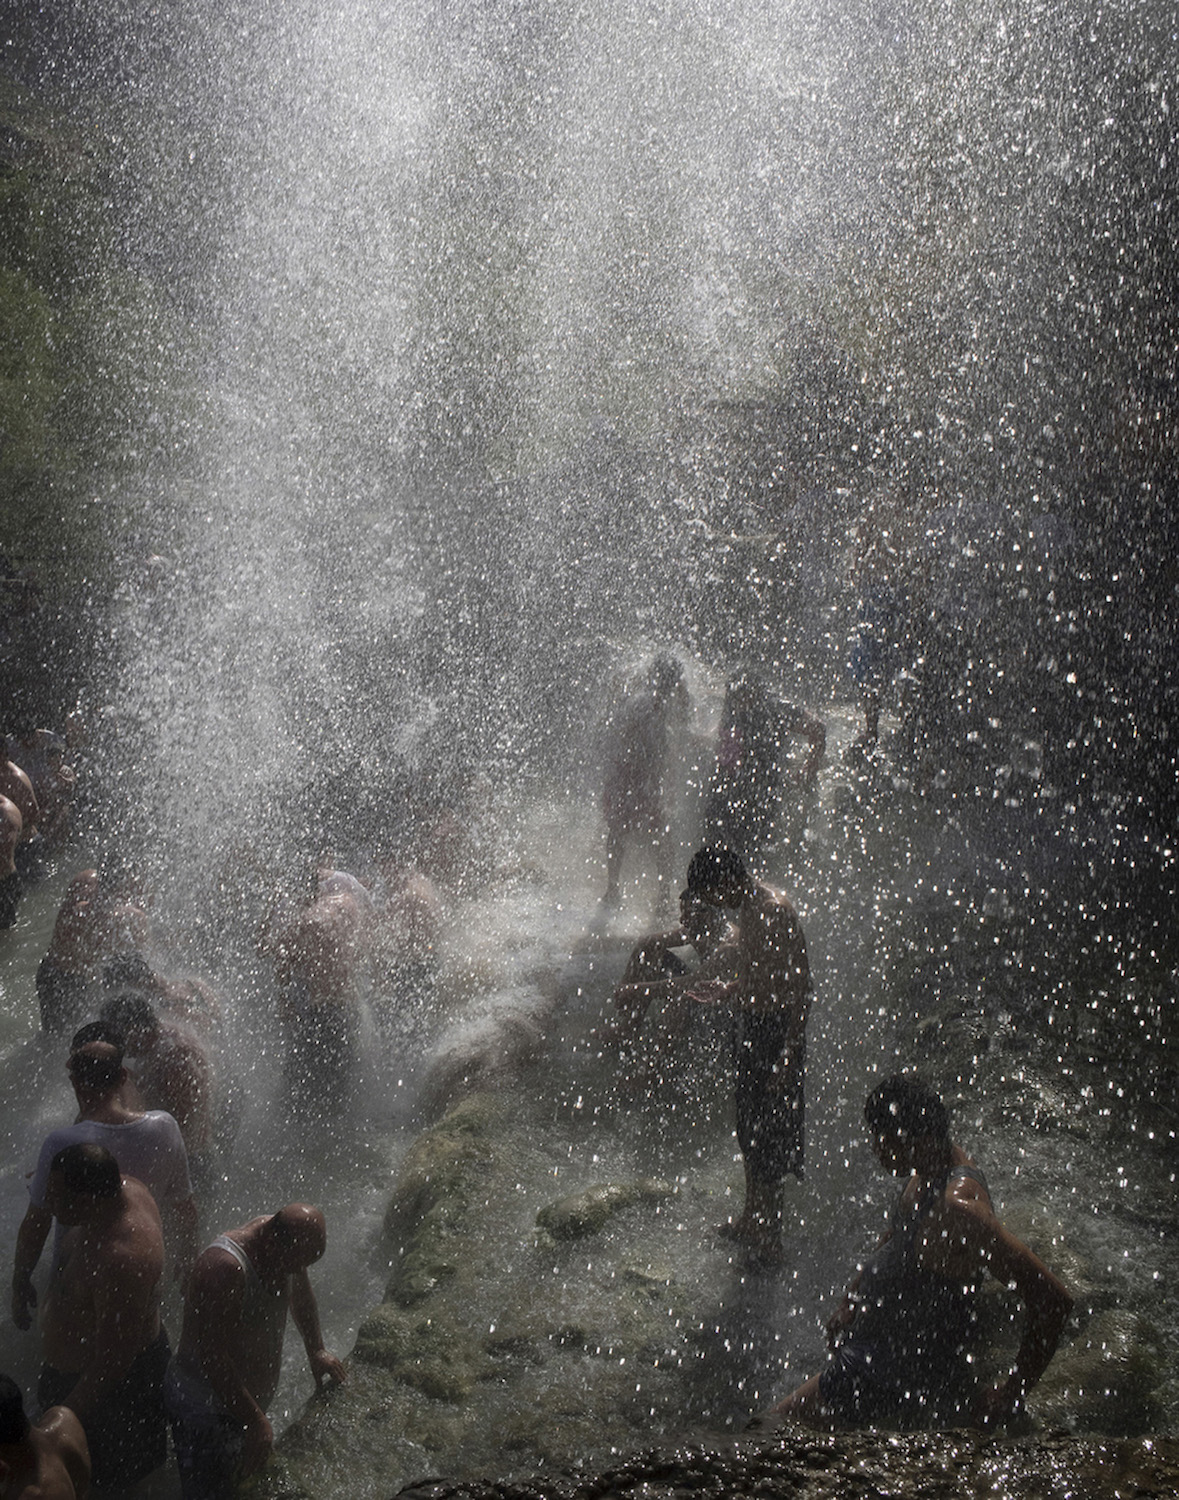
[
  {"xmin": 762, "ymin": 1075, "xmax": 1073, "ymax": 1430},
  {"xmin": 0, "ymin": 1374, "xmax": 90, "ymax": 1500},
  {"xmin": 36, "ymin": 859, "xmax": 149, "ymax": 1032},
  {"xmin": 609, "ymin": 886, "xmax": 736, "ymax": 1043},
  {"xmin": 165, "ymin": 1203, "xmax": 346, "ymax": 1498}
]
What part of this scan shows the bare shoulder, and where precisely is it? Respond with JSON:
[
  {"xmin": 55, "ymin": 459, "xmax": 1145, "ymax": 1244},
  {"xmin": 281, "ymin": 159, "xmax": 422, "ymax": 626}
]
[{"xmin": 37, "ymin": 1403, "xmax": 89, "ymax": 1463}]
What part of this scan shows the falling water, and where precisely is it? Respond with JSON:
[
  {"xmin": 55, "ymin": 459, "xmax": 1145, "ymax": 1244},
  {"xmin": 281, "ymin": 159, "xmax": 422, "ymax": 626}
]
[{"xmin": 1, "ymin": 0, "xmax": 1176, "ymax": 1494}]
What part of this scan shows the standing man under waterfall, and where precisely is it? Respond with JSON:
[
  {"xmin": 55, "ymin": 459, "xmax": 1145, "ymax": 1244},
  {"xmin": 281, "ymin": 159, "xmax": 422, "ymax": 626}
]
[{"xmin": 683, "ymin": 845, "xmax": 811, "ymax": 1266}]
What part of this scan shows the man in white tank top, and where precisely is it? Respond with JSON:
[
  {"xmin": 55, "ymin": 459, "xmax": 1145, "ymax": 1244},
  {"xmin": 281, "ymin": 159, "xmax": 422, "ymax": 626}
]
[{"xmin": 165, "ymin": 1204, "xmax": 346, "ymax": 1498}]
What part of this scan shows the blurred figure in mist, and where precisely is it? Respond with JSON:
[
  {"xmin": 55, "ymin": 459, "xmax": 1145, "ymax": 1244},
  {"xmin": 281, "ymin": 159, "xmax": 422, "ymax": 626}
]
[
  {"xmin": 0, "ymin": 794, "xmax": 23, "ymax": 929},
  {"xmin": 847, "ymin": 523, "xmax": 908, "ymax": 759},
  {"xmin": 36, "ymin": 858, "xmax": 149, "ymax": 1033},
  {"xmin": 704, "ymin": 676, "xmax": 825, "ymax": 866},
  {"xmin": 600, "ymin": 654, "xmax": 690, "ymax": 910},
  {"xmin": 261, "ymin": 862, "xmax": 370, "ymax": 1111},
  {"xmin": 4, "ymin": 718, "xmax": 76, "ymax": 852},
  {"xmin": 370, "ymin": 859, "xmax": 442, "ymax": 1033}
]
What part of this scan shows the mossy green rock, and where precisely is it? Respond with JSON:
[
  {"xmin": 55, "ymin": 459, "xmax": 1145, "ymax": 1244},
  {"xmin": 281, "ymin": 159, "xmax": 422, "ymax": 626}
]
[{"xmin": 535, "ymin": 1178, "xmax": 675, "ymax": 1240}]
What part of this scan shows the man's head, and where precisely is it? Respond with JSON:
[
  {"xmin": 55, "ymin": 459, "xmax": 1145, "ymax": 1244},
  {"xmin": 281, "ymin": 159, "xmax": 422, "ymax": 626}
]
[
  {"xmin": 66, "ymin": 1040, "xmax": 125, "ymax": 1097},
  {"xmin": 0, "ymin": 1374, "xmax": 30, "ymax": 1445},
  {"xmin": 46, "ymin": 1142, "xmax": 121, "ymax": 1224},
  {"xmin": 685, "ymin": 845, "xmax": 748, "ymax": 908},
  {"xmin": 262, "ymin": 1203, "xmax": 328, "ymax": 1274},
  {"xmin": 100, "ymin": 993, "xmax": 160, "ymax": 1052},
  {"xmin": 864, "ymin": 1074, "xmax": 950, "ymax": 1174},
  {"xmin": 102, "ymin": 950, "xmax": 157, "ymax": 994}
]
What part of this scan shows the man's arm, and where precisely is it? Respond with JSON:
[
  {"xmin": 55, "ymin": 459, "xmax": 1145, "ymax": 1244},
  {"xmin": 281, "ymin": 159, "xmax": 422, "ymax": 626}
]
[
  {"xmin": 956, "ymin": 1200, "xmax": 1073, "ymax": 1423},
  {"xmin": 288, "ymin": 1268, "xmax": 347, "ymax": 1390},
  {"xmin": 37, "ymin": 1405, "xmax": 91, "ymax": 1500},
  {"xmin": 11, "ymin": 1201, "xmax": 52, "ymax": 1328}
]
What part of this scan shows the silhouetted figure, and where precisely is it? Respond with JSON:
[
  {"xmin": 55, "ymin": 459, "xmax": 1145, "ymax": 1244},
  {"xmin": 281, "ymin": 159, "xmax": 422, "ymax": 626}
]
[
  {"xmin": 761, "ymin": 1075, "xmax": 1073, "ymax": 1430},
  {"xmin": 704, "ymin": 678, "xmax": 824, "ymax": 864},
  {"xmin": 601, "ymin": 655, "xmax": 689, "ymax": 908},
  {"xmin": 683, "ymin": 846, "xmax": 811, "ymax": 1267},
  {"xmin": 165, "ymin": 1204, "xmax": 346, "ymax": 1498}
]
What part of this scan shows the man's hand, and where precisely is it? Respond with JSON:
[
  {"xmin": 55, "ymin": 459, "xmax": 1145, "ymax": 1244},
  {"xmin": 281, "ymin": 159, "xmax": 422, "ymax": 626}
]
[
  {"xmin": 309, "ymin": 1349, "xmax": 347, "ymax": 1391},
  {"xmin": 11, "ymin": 1274, "xmax": 36, "ymax": 1331},
  {"xmin": 824, "ymin": 1297, "xmax": 856, "ymax": 1351},
  {"xmin": 239, "ymin": 1411, "xmax": 274, "ymax": 1476}
]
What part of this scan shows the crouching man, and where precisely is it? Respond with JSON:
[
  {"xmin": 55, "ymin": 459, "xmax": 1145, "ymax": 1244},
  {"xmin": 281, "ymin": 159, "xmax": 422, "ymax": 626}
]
[
  {"xmin": 763, "ymin": 1075, "xmax": 1073, "ymax": 1430},
  {"xmin": 165, "ymin": 1204, "xmax": 347, "ymax": 1499}
]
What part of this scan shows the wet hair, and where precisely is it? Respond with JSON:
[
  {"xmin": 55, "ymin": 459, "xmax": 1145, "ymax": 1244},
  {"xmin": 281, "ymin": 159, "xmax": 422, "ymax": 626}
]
[
  {"xmin": 0, "ymin": 1374, "xmax": 31, "ymax": 1444},
  {"xmin": 685, "ymin": 845, "xmax": 747, "ymax": 896},
  {"xmin": 71, "ymin": 1019, "xmax": 126, "ymax": 1050},
  {"xmin": 102, "ymin": 951, "xmax": 156, "ymax": 991},
  {"xmin": 101, "ymin": 993, "xmax": 159, "ymax": 1037},
  {"xmin": 864, "ymin": 1075, "xmax": 950, "ymax": 1143},
  {"xmin": 67, "ymin": 1041, "xmax": 124, "ymax": 1092},
  {"xmin": 50, "ymin": 1141, "xmax": 121, "ymax": 1199}
]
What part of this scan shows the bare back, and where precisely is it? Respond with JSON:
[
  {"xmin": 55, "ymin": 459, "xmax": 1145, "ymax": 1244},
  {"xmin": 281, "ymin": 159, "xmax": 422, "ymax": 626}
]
[{"xmin": 41, "ymin": 1178, "xmax": 164, "ymax": 1376}]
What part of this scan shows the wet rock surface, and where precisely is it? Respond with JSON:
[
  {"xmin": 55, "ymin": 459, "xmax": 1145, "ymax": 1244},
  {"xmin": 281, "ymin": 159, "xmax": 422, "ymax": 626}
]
[{"xmin": 393, "ymin": 1431, "xmax": 1179, "ymax": 1499}]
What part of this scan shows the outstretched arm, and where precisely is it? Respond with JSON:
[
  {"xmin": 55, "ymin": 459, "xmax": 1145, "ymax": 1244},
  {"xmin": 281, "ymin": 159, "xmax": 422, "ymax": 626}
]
[
  {"xmin": 289, "ymin": 1268, "xmax": 347, "ymax": 1390},
  {"xmin": 955, "ymin": 1200, "xmax": 1073, "ymax": 1424}
]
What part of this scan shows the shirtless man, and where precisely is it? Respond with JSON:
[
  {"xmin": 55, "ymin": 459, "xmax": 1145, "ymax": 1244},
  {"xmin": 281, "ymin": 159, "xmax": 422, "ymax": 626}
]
[
  {"xmin": 36, "ymin": 860, "xmax": 149, "ymax": 1032},
  {"xmin": 762, "ymin": 1076, "xmax": 1073, "ymax": 1430},
  {"xmin": 0, "ymin": 758, "xmax": 40, "ymax": 880},
  {"xmin": 0, "ymin": 795, "xmax": 23, "ymax": 929},
  {"xmin": 12, "ymin": 1041, "xmax": 197, "ymax": 1324},
  {"xmin": 609, "ymin": 887, "xmax": 735, "ymax": 1043},
  {"xmin": 36, "ymin": 1143, "xmax": 170, "ymax": 1491},
  {"xmin": 100, "ymin": 993, "xmax": 216, "ymax": 1190},
  {"xmin": 165, "ymin": 1204, "xmax": 347, "ymax": 1497},
  {"xmin": 4, "ymin": 725, "xmax": 74, "ymax": 850},
  {"xmin": 370, "ymin": 861, "xmax": 442, "ymax": 1029},
  {"xmin": 683, "ymin": 845, "xmax": 811, "ymax": 1265},
  {"xmin": 265, "ymin": 873, "xmax": 369, "ymax": 1109},
  {"xmin": 0, "ymin": 1376, "xmax": 89, "ymax": 1500}
]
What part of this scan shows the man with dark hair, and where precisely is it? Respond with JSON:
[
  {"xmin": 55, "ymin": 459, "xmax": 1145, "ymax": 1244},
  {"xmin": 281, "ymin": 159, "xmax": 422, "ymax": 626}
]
[
  {"xmin": 101, "ymin": 992, "xmax": 215, "ymax": 1185},
  {"xmin": 11, "ymin": 1041, "xmax": 196, "ymax": 1329},
  {"xmin": 36, "ymin": 1144, "xmax": 169, "ymax": 1490},
  {"xmin": 165, "ymin": 1203, "xmax": 347, "ymax": 1497},
  {"xmin": 0, "ymin": 1374, "xmax": 90, "ymax": 1499},
  {"xmin": 763, "ymin": 1074, "xmax": 1073, "ymax": 1430},
  {"xmin": 683, "ymin": 845, "xmax": 811, "ymax": 1266},
  {"xmin": 35, "ymin": 862, "xmax": 149, "ymax": 1032}
]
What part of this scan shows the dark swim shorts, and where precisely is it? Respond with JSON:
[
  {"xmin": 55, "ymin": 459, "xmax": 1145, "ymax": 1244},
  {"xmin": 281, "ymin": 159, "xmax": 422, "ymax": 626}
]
[
  {"xmin": 732, "ymin": 1010, "xmax": 805, "ymax": 1181},
  {"xmin": 39, "ymin": 1326, "xmax": 170, "ymax": 1488},
  {"xmin": 818, "ymin": 1344, "xmax": 974, "ymax": 1429}
]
